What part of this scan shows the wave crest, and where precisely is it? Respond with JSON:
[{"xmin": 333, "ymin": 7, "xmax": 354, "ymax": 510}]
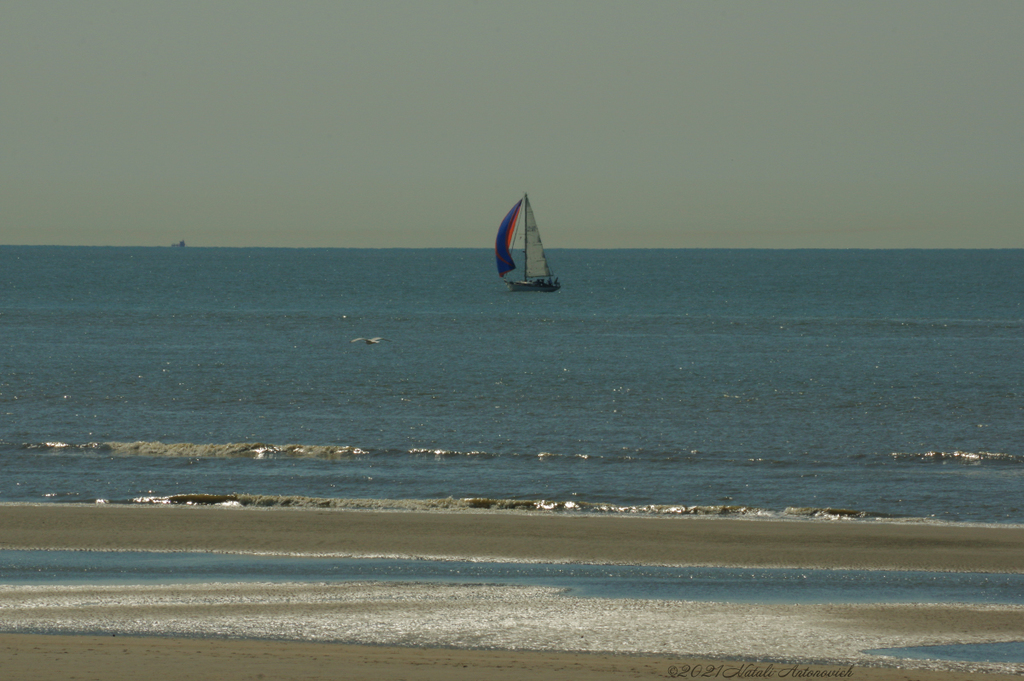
[
  {"xmin": 12, "ymin": 440, "xmax": 674, "ymax": 462},
  {"xmin": 784, "ymin": 507, "xmax": 891, "ymax": 520},
  {"xmin": 28, "ymin": 441, "xmax": 369, "ymax": 459},
  {"xmin": 891, "ymin": 450, "xmax": 1021, "ymax": 464}
]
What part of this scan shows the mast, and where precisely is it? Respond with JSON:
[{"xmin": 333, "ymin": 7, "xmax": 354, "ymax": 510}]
[{"xmin": 522, "ymin": 192, "xmax": 529, "ymax": 275}]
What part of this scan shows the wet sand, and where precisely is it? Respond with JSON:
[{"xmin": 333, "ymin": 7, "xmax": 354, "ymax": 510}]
[
  {"xmin": 2, "ymin": 503, "xmax": 1023, "ymax": 571},
  {"xmin": 1, "ymin": 504, "xmax": 1023, "ymax": 680},
  {"xmin": 3, "ymin": 633, "xmax": 1023, "ymax": 681}
]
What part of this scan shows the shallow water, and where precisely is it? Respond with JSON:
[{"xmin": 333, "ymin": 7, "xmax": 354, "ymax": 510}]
[
  {"xmin": 865, "ymin": 641, "xmax": 1024, "ymax": 664},
  {"xmin": 3, "ymin": 550, "xmax": 1023, "ymax": 606}
]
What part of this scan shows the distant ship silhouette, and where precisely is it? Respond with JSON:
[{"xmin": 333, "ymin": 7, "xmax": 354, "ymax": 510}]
[{"xmin": 171, "ymin": 240, "xmax": 186, "ymax": 247}]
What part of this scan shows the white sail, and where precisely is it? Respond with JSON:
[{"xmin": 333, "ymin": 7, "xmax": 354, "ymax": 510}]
[{"xmin": 522, "ymin": 194, "xmax": 552, "ymax": 279}]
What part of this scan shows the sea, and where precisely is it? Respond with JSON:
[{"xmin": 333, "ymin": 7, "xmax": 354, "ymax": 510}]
[{"xmin": 1, "ymin": 246, "xmax": 1022, "ymax": 524}]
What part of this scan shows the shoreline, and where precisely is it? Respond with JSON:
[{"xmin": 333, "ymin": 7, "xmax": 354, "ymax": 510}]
[{"xmin": 2, "ymin": 503, "xmax": 1023, "ymax": 572}]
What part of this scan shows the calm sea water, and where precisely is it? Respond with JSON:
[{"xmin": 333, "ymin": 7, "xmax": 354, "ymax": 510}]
[
  {"xmin": 2, "ymin": 247, "xmax": 1022, "ymax": 523},
  {"xmin": 5, "ymin": 550, "xmax": 1024, "ymax": 605}
]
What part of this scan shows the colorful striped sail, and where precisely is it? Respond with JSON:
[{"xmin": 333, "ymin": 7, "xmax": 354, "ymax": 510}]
[{"xmin": 495, "ymin": 199, "xmax": 522, "ymax": 277}]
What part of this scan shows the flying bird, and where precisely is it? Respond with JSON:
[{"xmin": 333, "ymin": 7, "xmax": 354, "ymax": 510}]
[{"xmin": 351, "ymin": 337, "xmax": 389, "ymax": 344}]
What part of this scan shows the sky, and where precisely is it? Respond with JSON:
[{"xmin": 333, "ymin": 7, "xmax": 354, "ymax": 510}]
[{"xmin": 2, "ymin": 1, "xmax": 1022, "ymax": 248}]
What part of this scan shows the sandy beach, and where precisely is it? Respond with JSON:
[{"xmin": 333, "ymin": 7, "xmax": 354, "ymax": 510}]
[{"xmin": 1, "ymin": 504, "xmax": 1023, "ymax": 680}]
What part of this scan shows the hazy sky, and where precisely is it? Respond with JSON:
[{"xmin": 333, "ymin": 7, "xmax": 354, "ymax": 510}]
[{"xmin": 3, "ymin": 1, "xmax": 1022, "ymax": 248}]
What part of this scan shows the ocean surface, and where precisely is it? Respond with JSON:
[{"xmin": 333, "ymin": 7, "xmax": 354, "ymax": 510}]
[{"xmin": 2, "ymin": 246, "xmax": 1022, "ymax": 524}]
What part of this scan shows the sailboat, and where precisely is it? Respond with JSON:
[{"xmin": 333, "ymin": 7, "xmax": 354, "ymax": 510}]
[{"xmin": 494, "ymin": 193, "xmax": 561, "ymax": 292}]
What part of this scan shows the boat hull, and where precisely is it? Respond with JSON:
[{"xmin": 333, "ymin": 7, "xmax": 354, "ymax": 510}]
[{"xmin": 506, "ymin": 280, "xmax": 560, "ymax": 292}]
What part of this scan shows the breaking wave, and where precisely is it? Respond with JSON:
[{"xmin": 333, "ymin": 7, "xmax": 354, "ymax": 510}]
[
  {"xmin": 17, "ymin": 441, "xmax": 1022, "ymax": 466},
  {"xmin": 784, "ymin": 507, "xmax": 892, "ymax": 520},
  {"xmin": 124, "ymin": 493, "xmax": 889, "ymax": 520},
  {"xmin": 13, "ymin": 441, "xmax": 662, "ymax": 462},
  {"xmin": 891, "ymin": 450, "xmax": 1023, "ymax": 464},
  {"xmin": 22, "ymin": 441, "xmax": 372, "ymax": 459}
]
